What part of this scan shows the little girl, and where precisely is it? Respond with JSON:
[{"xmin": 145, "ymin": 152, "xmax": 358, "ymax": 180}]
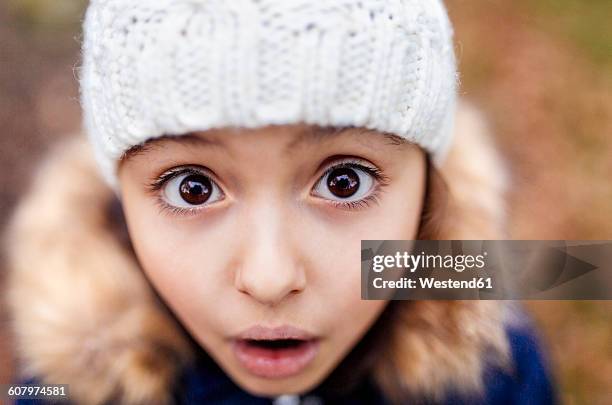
[{"xmin": 6, "ymin": 0, "xmax": 556, "ymax": 404}]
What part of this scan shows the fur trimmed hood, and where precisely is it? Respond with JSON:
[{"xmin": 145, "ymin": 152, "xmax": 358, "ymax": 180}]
[{"xmin": 4, "ymin": 100, "xmax": 516, "ymax": 404}]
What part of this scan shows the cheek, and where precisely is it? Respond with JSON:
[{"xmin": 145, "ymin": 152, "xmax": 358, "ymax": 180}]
[
  {"xmin": 377, "ymin": 173, "xmax": 425, "ymax": 240},
  {"xmin": 301, "ymin": 183, "xmax": 422, "ymax": 349},
  {"xmin": 299, "ymin": 214, "xmax": 410, "ymax": 354},
  {"xmin": 322, "ymin": 267, "xmax": 387, "ymax": 350},
  {"xmin": 120, "ymin": 195, "xmax": 236, "ymax": 337}
]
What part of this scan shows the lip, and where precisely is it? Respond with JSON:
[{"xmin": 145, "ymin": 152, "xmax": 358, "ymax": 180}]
[{"xmin": 232, "ymin": 325, "xmax": 320, "ymax": 379}]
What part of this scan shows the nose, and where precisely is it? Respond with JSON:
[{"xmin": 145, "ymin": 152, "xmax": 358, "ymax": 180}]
[{"xmin": 234, "ymin": 203, "xmax": 306, "ymax": 306}]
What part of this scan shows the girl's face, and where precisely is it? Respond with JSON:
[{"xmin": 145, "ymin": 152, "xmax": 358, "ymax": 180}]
[{"xmin": 118, "ymin": 125, "xmax": 425, "ymax": 396}]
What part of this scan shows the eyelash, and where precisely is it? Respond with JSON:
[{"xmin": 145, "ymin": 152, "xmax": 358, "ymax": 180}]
[
  {"xmin": 146, "ymin": 160, "xmax": 389, "ymax": 216},
  {"xmin": 145, "ymin": 166, "xmax": 215, "ymax": 217},
  {"xmin": 315, "ymin": 160, "xmax": 389, "ymax": 211}
]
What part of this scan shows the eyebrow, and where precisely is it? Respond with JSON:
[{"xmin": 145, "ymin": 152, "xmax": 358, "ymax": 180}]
[
  {"xmin": 119, "ymin": 126, "xmax": 410, "ymax": 165},
  {"xmin": 119, "ymin": 133, "xmax": 222, "ymax": 165},
  {"xmin": 288, "ymin": 126, "xmax": 410, "ymax": 149}
]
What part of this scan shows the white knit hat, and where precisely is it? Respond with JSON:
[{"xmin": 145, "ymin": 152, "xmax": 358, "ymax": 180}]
[{"xmin": 80, "ymin": 0, "xmax": 458, "ymax": 189}]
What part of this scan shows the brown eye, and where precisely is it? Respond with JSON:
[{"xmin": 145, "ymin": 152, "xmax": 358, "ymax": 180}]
[
  {"xmin": 179, "ymin": 174, "xmax": 212, "ymax": 205},
  {"xmin": 161, "ymin": 170, "xmax": 223, "ymax": 209},
  {"xmin": 326, "ymin": 167, "xmax": 360, "ymax": 198},
  {"xmin": 312, "ymin": 162, "xmax": 376, "ymax": 204}
]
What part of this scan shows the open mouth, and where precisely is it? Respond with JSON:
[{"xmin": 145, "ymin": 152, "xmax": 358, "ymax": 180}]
[
  {"xmin": 232, "ymin": 335, "xmax": 320, "ymax": 378},
  {"xmin": 245, "ymin": 338, "xmax": 307, "ymax": 350}
]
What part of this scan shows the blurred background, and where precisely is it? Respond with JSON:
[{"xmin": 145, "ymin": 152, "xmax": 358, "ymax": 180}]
[{"xmin": 0, "ymin": 0, "xmax": 610, "ymax": 403}]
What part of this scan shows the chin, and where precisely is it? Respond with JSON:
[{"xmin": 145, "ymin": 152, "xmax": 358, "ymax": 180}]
[{"xmin": 228, "ymin": 368, "xmax": 327, "ymax": 398}]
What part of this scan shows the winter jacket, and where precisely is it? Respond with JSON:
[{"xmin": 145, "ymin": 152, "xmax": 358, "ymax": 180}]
[{"xmin": 4, "ymin": 101, "xmax": 558, "ymax": 404}]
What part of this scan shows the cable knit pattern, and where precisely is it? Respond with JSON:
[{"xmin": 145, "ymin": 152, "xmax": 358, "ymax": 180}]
[{"xmin": 80, "ymin": 0, "xmax": 458, "ymax": 189}]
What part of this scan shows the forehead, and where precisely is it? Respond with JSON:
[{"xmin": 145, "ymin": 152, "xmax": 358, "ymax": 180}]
[{"xmin": 120, "ymin": 124, "xmax": 412, "ymax": 165}]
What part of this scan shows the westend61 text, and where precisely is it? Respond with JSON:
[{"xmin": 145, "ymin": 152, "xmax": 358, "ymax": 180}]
[{"xmin": 373, "ymin": 277, "xmax": 493, "ymax": 290}]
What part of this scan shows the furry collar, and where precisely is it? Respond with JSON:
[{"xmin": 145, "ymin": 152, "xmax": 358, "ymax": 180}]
[{"xmin": 4, "ymin": 100, "xmax": 515, "ymax": 404}]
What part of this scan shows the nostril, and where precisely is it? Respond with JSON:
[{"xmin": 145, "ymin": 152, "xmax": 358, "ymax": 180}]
[{"xmin": 233, "ymin": 247, "xmax": 307, "ymax": 305}]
